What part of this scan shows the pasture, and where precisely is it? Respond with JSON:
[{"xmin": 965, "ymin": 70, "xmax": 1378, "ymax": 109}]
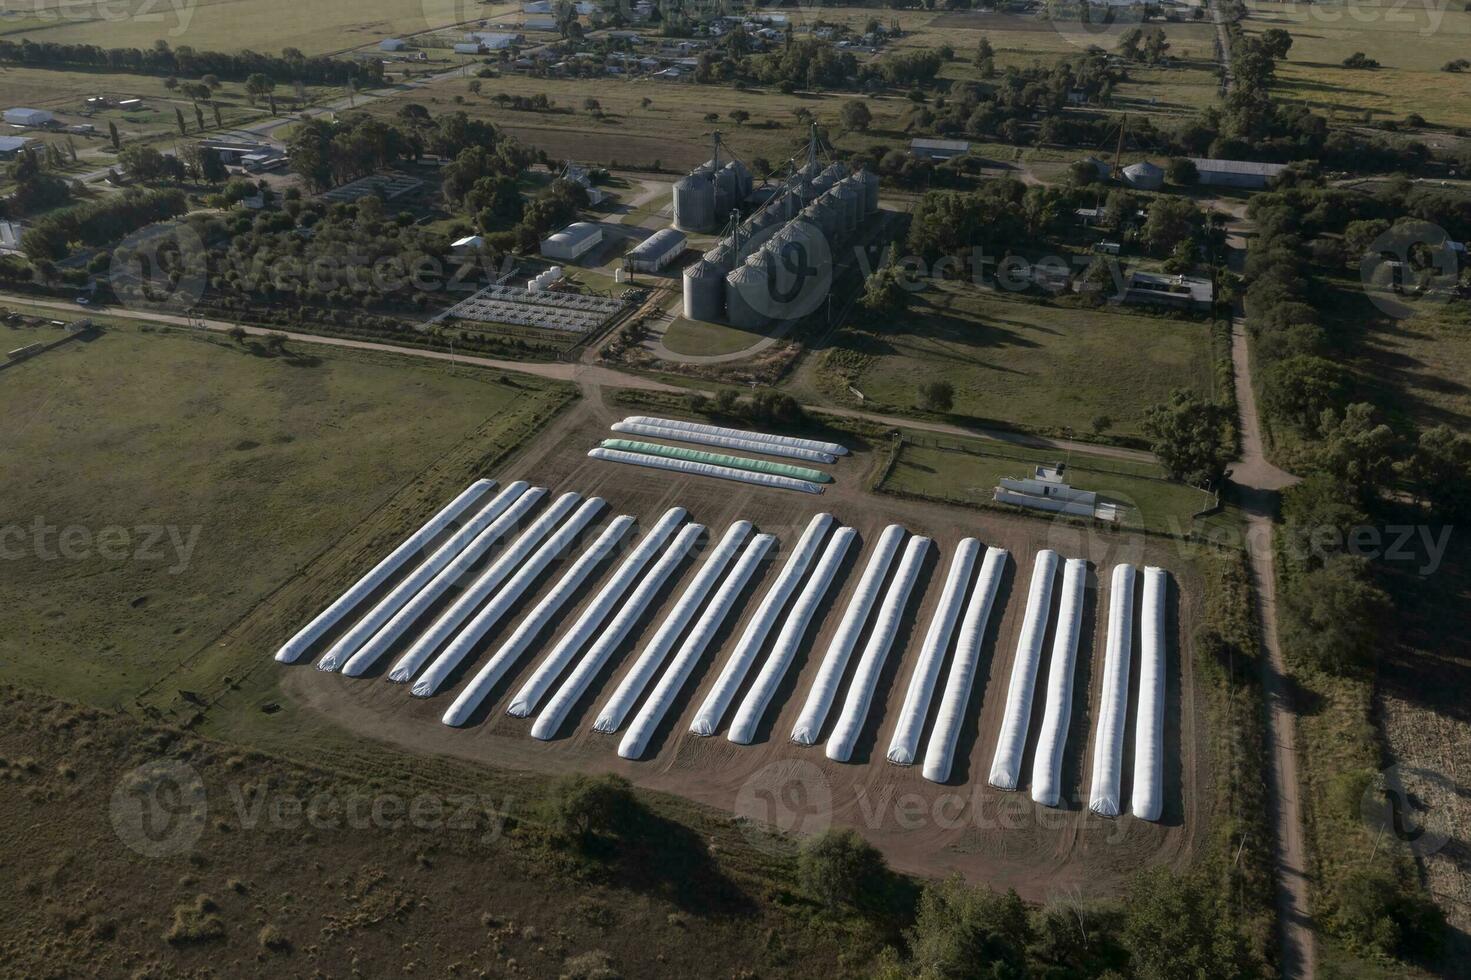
[
  {"xmin": 0, "ymin": 0, "xmax": 525, "ymax": 56},
  {"xmin": 1243, "ymin": 0, "xmax": 1471, "ymax": 127},
  {"xmin": 788, "ymin": 281, "xmax": 1219, "ymax": 442},
  {"xmin": 0, "ymin": 321, "xmax": 572, "ymax": 706}
]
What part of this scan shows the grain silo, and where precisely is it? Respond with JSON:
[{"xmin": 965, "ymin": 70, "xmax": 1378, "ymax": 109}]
[
  {"xmin": 836, "ymin": 179, "xmax": 862, "ymax": 234},
  {"xmin": 858, "ymin": 169, "xmax": 880, "ymax": 213},
  {"xmin": 682, "ymin": 259, "xmax": 726, "ymax": 322},
  {"xmin": 703, "ymin": 240, "xmax": 736, "ymax": 274},
  {"xmin": 673, "ymin": 171, "xmax": 715, "ymax": 232},
  {"xmin": 725, "ymin": 261, "xmax": 770, "ymax": 330}
]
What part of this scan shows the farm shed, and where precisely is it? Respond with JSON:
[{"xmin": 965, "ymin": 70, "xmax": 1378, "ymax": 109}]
[
  {"xmin": 909, "ymin": 138, "xmax": 970, "ymax": 160},
  {"xmin": 540, "ymin": 221, "xmax": 603, "ymax": 262},
  {"xmin": 0, "ymin": 136, "xmax": 36, "ymax": 159},
  {"xmin": 379, "ymin": 38, "xmax": 408, "ymax": 52},
  {"xmin": 1188, "ymin": 157, "xmax": 1286, "ymax": 190},
  {"xmin": 4, "ymin": 108, "xmax": 54, "ymax": 127},
  {"xmin": 625, "ymin": 227, "xmax": 687, "ymax": 272}
]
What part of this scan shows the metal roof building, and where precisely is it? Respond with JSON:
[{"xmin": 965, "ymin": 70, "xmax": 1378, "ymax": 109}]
[
  {"xmin": 3, "ymin": 107, "xmax": 54, "ymax": 127},
  {"xmin": 1188, "ymin": 158, "xmax": 1287, "ymax": 190},
  {"xmin": 625, "ymin": 227, "xmax": 687, "ymax": 272},
  {"xmin": 540, "ymin": 222, "xmax": 603, "ymax": 262},
  {"xmin": 909, "ymin": 138, "xmax": 971, "ymax": 160}
]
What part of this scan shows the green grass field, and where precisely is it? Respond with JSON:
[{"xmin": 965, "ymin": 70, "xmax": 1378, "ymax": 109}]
[
  {"xmin": 661, "ymin": 315, "xmax": 780, "ymax": 356},
  {"xmin": 789, "ymin": 282, "xmax": 1218, "ymax": 441},
  {"xmin": 1, "ymin": 0, "xmax": 525, "ymax": 56},
  {"xmin": 882, "ymin": 436, "xmax": 1232, "ymax": 537},
  {"xmin": 1244, "ymin": 0, "xmax": 1471, "ymax": 127},
  {"xmin": 0, "ymin": 322, "xmax": 571, "ymax": 707}
]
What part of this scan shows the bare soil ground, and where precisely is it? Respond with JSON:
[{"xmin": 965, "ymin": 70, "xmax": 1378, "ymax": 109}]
[{"xmin": 272, "ymin": 405, "xmax": 1212, "ymax": 903}]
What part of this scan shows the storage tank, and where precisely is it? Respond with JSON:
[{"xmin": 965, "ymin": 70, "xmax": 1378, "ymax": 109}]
[
  {"xmin": 673, "ymin": 172, "xmax": 715, "ymax": 232},
  {"xmin": 725, "ymin": 262, "xmax": 770, "ymax": 330},
  {"xmin": 703, "ymin": 241, "xmax": 735, "ymax": 274},
  {"xmin": 682, "ymin": 259, "xmax": 726, "ymax": 322},
  {"xmin": 836, "ymin": 180, "xmax": 862, "ymax": 235},
  {"xmin": 859, "ymin": 169, "xmax": 880, "ymax": 213},
  {"xmin": 822, "ymin": 162, "xmax": 850, "ymax": 183},
  {"xmin": 713, "ymin": 165, "xmax": 740, "ymax": 220}
]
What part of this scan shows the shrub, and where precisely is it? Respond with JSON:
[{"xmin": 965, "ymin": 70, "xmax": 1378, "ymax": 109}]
[
  {"xmin": 797, "ymin": 828, "xmax": 888, "ymax": 910},
  {"xmin": 541, "ymin": 773, "xmax": 642, "ymax": 846},
  {"xmin": 163, "ymin": 895, "xmax": 225, "ymax": 945}
]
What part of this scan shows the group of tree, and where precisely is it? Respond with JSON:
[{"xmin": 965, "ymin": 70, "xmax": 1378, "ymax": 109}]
[
  {"xmin": 0, "ymin": 38, "xmax": 380, "ymax": 87},
  {"xmin": 22, "ymin": 187, "xmax": 187, "ymax": 261},
  {"xmin": 0, "ymin": 145, "xmax": 74, "ymax": 219}
]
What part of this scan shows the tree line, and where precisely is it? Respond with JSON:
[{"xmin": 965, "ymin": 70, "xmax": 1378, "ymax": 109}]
[{"xmin": 0, "ymin": 39, "xmax": 383, "ymax": 86}]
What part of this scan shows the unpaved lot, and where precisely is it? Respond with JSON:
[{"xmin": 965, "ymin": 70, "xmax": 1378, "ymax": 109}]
[{"xmin": 276, "ymin": 411, "xmax": 1211, "ymax": 901}]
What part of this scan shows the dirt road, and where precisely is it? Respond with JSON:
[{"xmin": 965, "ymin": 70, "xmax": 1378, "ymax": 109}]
[
  {"xmin": 1226, "ymin": 317, "xmax": 1314, "ymax": 979},
  {"xmin": 4, "ymin": 292, "xmax": 1156, "ymax": 465}
]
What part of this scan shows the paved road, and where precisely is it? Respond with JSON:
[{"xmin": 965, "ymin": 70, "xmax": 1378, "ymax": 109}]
[
  {"xmin": 1225, "ymin": 316, "xmax": 1314, "ymax": 980},
  {"xmin": 5, "ymin": 292, "xmax": 1157, "ymax": 465}
]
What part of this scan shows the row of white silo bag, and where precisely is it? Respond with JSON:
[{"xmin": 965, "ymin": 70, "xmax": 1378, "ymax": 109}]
[
  {"xmin": 508, "ymin": 506, "xmax": 687, "ymax": 718},
  {"xmin": 826, "ymin": 535, "xmax": 931, "ymax": 763},
  {"xmin": 530, "ymin": 522, "xmax": 707, "ymax": 740},
  {"xmin": 588, "ymin": 447, "xmax": 824, "ymax": 494},
  {"xmin": 922, "ymin": 546, "xmax": 1009, "ymax": 784},
  {"xmin": 408, "ymin": 495, "xmax": 607, "ymax": 697},
  {"xmin": 690, "ymin": 513, "xmax": 835, "ymax": 736},
  {"xmin": 1030, "ymin": 558, "xmax": 1089, "ymax": 807},
  {"xmin": 727, "ymin": 526, "xmax": 856, "ymax": 744},
  {"xmin": 618, "ymin": 532, "xmax": 776, "ymax": 759},
  {"xmin": 594, "ymin": 521, "xmax": 754, "ymax": 734},
  {"xmin": 386, "ymin": 490, "xmax": 583, "ymax": 684},
  {"xmin": 886, "ymin": 539, "xmax": 981, "ymax": 766},
  {"xmin": 273, "ymin": 478, "xmax": 497, "ymax": 664},
  {"xmin": 339, "ymin": 485, "xmax": 550, "ymax": 677},
  {"xmin": 610, "ymin": 420, "xmax": 835, "ymax": 464},
  {"xmin": 314, "ymin": 481, "xmax": 531, "ymax": 673},
  {"xmin": 988, "ymin": 549, "xmax": 1060, "ymax": 790},
  {"xmin": 790, "ymin": 524, "xmax": 906, "ymax": 745},
  {"xmin": 622, "ymin": 415, "xmax": 847, "ymax": 458},
  {"xmin": 1088, "ymin": 564, "xmax": 1136, "ymax": 817},
  {"xmin": 440, "ymin": 515, "xmax": 635, "ymax": 726},
  {"xmin": 1132, "ymin": 566, "xmax": 1168, "ymax": 821}
]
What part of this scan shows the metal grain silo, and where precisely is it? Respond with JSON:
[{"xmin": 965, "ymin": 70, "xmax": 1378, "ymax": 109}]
[
  {"xmin": 674, "ymin": 172, "xmax": 715, "ymax": 233},
  {"xmin": 725, "ymin": 160, "xmax": 751, "ymax": 201},
  {"xmin": 725, "ymin": 261, "xmax": 770, "ymax": 330},
  {"xmin": 703, "ymin": 241, "xmax": 735, "ymax": 274},
  {"xmin": 836, "ymin": 180, "xmax": 862, "ymax": 236},
  {"xmin": 682, "ymin": 259, "xmax": 726, "ymax": 322},
  {"xmin": 713, "ymin": 165, "xmax": 740, "ymax": 218},
  {"xmin": 858, "ymin": 169, "xmax": 880, "ymax": 214}
]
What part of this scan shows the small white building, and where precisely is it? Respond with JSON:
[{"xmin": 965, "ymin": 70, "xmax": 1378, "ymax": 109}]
[
  {"xmin": 4, "ymin": 107, "xmax": 54, "ymax": 128},
  {"xmin": 540, "ymin": 222, "xmax": 603, "ymax": 262},
  {"xmin": 467, "ymin": 31, "xmax": 519, "ymax": 49},
  {"xmin": 625, "ymin": 227, "xmax": 687, "ymax": 272},
  {"xmin": 452, "ymin": 234, "xmax": 487, "ymax": 251}
]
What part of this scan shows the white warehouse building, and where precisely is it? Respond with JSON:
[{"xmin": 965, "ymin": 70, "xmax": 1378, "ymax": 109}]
[
  {"xmin": 541, "ymin": 222, "xmax": 603, "ymax": 262},
  {"xmin": 4, "ymin": 107, "xmax": 55, "ymax": 127},
  {"xmin": 624, "ymin": 228, "xmax": 687, "ymax": 272}
]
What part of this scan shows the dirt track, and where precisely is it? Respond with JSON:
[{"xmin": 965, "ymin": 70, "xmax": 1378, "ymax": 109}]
[{"xmin": 278, "ymin": 405, "xmax": 1210, "ymax": 901}]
